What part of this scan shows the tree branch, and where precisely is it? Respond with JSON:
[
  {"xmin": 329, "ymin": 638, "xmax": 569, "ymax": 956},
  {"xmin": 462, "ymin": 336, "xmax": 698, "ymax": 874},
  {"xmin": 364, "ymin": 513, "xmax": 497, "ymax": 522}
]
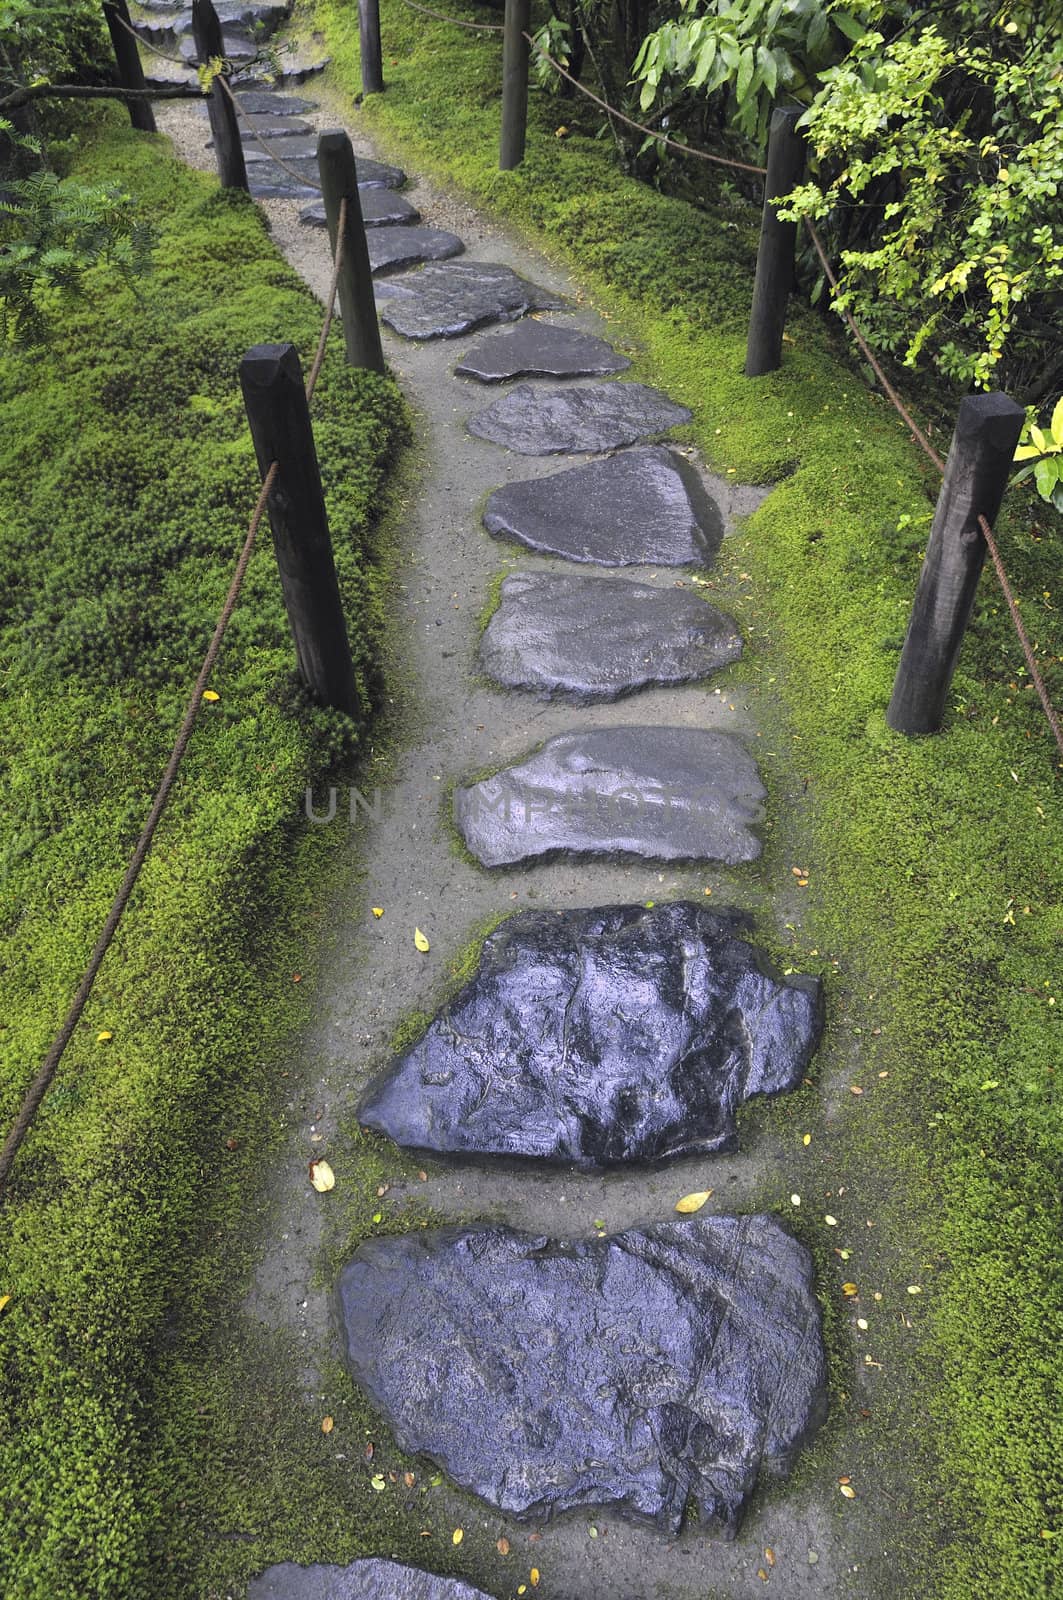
[{"xmin": 0, "ymin": 82, "xmax": 207, "ymax": 112}]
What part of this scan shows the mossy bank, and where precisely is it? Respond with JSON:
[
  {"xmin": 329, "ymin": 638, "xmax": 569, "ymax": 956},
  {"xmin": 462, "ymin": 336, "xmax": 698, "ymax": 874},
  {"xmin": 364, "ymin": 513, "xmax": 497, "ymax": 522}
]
[
  {"xmin": 0, "ymin": 116, "xmax": 413, "ymax": 1597},
  {"xmin": 298, "ymin": 6, "xmax": 1063, "ymax": 1598}
]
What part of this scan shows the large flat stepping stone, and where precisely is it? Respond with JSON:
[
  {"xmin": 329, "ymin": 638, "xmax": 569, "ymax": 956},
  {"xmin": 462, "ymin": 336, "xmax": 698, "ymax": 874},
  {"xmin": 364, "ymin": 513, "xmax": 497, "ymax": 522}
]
[
  {"xmin": 468, "ymin": 381, "xmax": 691, "ymax": 455},
  {"xmin": 247, "ymin": 170, "xmax": 319, "ymax": 200},
  {"xmin": 455, "ymin": 726, "xmax": 764, "ymax": 867},
  {"xmin": 456, "ymin": 320, "xmax": 630, "ymax": 382},
  {"xmin": 367, "ymin": 224, "xmax": 463, "ymax": 276},
  {"xmin": 335, "ymin": 1215, "xmax": 827, "ymax": 1534},
  {"xmin": 300, "ymin": 190, "xmax": 420, "ymax": 229},
  {"xmin": 484, "ymin": 445, "xmax": 722, "ymax": 567},
  {"xmin": 359, "ymin": 902, "xmax": 823, "ymax": 1167},
  {"xmin": 137, "ymin": 1, "xmax": 289, "ymax": 37},
  {"xmin": 231, "ymin": 90, "xmax": 317, "ymax": 114},
  {"xmin": 374, "ymin": 261, "xmax": 562, "ymax": 340},
  {"xmin": 249, "ymin": 1561, "xmax": 494, "ymax": 1600},
  {"xmin": 481, "ymin": 571, "xmax": 741, "ymax": 700},
  {"xmin": 180, "ymin": 30, "xmax": 256, "ymax": 61},
  {"xmin": 208, "ymin": 115, "xmax": 312, "ymax": 140},
  {"xmin": 238, "ymin": 135, "xmax": 322, "ymax": 161}
]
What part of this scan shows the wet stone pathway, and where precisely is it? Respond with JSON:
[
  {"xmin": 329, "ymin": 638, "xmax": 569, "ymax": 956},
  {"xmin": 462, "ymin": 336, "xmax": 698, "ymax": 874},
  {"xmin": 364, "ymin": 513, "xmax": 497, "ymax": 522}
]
[{"xmin": 148, "ymin": 43, "xmax": 844, "ymax": 1598}]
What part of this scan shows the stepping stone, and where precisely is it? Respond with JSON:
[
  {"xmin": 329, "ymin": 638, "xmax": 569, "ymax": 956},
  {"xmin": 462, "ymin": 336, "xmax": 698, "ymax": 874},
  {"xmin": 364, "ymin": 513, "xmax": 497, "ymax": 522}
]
[
  {"xmin": 359, "ymin": 902, "xmax": 823, "ymax": 1167},
  {"xmin": 481, "ymin": 570, "xmax": 741, "ymax": 700},
  {"xmin": 335, "ymin": 1214, "xmax": 827, "ymax": 1534},
  {"xmin": 180, "ymin": 30, "xmax": 256, "ymax": 62},
  {"xmin": 454, "ymin": 726, "xmax": 764, "ymax": 868},
  {"xmin": 238, "ymin": 135, "xmax": 320, "ymax": 161},
  {"xmin": 468, "ymin": 381, "xmax": 691, "ymax": 454},
  {"xmin": 374, "ymin": 261, "xmax": 562, "ymax": 340},
  {"xmin": 249, "ymin": 1561, "xmax": 494, "ymax": 1600},
  {"xmin": 484, "ymin": 445, "xmax": 722, "ymax": 567},
  {"xmin": 246, "ymin": 171, "xmax": 319, "ymax": 200},
  {"xmin": 300, "ymin": 190, "xmax": 420, "ymax": 229},
  {"xmin": 231, "ymin": 90, "xmax": 317, "ymax": 114},
  {"xmin": 210, "ymin": 115, "xmax": 313, "ymax": 139},
  {"xmin": 367, "ymin": 224, "xmax": 463, "ymax": 275},
  {"xmin": 234, "ymin": 56, "xmax": 330, "ymax": 87},
  {"xmin": 455, "ymin": 319, "xmax": 630, "ymax": 382}
]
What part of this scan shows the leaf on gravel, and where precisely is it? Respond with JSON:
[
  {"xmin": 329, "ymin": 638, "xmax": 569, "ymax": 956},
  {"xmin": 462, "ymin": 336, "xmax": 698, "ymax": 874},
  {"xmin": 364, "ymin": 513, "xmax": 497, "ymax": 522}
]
[
  {"xmin": 452, "ymin": 1528, "xmax": 463, "ymax": 1545},
  {"xmin": 842, "ymin": 1282, "xmax": 858, "ymax": 1297},
  {"xmin": 414, "ymin": 927, "xmax": 430, "ymax": 952},
  {"xmin": 497, "ymin": 1538, "xmax": 510, "ymax": 1556},
  {"xmin": 675, "ymin": 1190, "xmax": 712, "ymax": 1213},
  {"xmin": 840, "ymin": 1483, "xmax": 856, "ymax": 1498},
  {"xmin": 371, "ymin": 1474, "xmax": 386, "ymax": 1491},
  {"xmin": 321, "ymin": 1416, "xmax": 334, "ymax": 1434},
  {"xmin": 309, "ymin": 1159, "xmax": 335, "ymax": 1192},
  {"xmin": 530, "ymin": 1570, "xmax": 540, "ymax": 1586},
  {"xmin": 372, "ymin": 907, "xmax": 384, "ymax": 918}
]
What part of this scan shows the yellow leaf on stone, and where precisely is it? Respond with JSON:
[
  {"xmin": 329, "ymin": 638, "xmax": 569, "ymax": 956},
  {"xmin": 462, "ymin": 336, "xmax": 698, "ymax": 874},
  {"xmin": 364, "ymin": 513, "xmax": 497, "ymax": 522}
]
[
  {"xmin": 414, "ymin": 928, "xmax": 430, "ymax": 952},
  {"xmin": 309, "ymin": 1159, "xmax": 335, "ymax": 1193},
  {"xmin": 372, "ymin": 907, "xmax": 384, "ymax": 918},
  {"xmin": 452, "ymin": 1529, "xmax": 464, "ymax": 1546},
  {"xmin": 675, "ymin": 1190, "xmax": 712, "ymax": 1213},
  {"xmin": 202, "ymin": 689, "xmax": 220, "ymax": 702}
]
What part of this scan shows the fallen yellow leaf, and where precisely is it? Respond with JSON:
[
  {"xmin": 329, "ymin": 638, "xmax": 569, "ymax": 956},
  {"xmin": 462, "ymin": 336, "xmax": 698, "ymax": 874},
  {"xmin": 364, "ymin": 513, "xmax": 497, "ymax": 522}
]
[
  {"xmin": 840, "ymin": 1484, "xmax": 856, "ymax": 1499},
  {"xmin": 824, "ymin": 1215, "xmax": 838, "ymax": 1226},
  {"xmin": 321, "ymin": 1416, "xmax": 334, "ymax": 1434},
  {"xmin": 530, "ymin": 1571, "xmax": 540, "ymax": 1587},
  {"xmin": 802, "ymin": 1133, "xmax": 812, "ymax": 1145},
  {"xmin": 309, "ymin": 1159, "xmax": 335, "ymax": 1193},
  {"xmin": 202, "ymin": 689, "xmax": 220, "ymax": 702},
  {"xmin": 452, "ymin": 1528, "xmax": 464, "ymax": 1546},
  {"xmin": 907, "ymin": 1284, "xmax": 923, "ymax": 1295},
  {"xmin": 0, "ymin": 1294, "xmax": 10, "ymax": 1314},
  {"xmin": 842, "ymin": 1282, "xmax": 858, "ymax": 1297},
  {"xmin": 675, "ymin": 1190, "xmax": 712, "ymax": 1213},
  {"xmin": 372, "ymin": 907, "xmax": 384, "ymax": 918},
  {"xmin": 414, "ymin": 927, "xmax": 430, "ymax": 952},
  {"xmin": 497, "ymin": 1538, "xmax": 510, "ymax": 1555},
  {"xmin": 96, "ymin": 1031, "xmax": 113, "ymax": 1042}
]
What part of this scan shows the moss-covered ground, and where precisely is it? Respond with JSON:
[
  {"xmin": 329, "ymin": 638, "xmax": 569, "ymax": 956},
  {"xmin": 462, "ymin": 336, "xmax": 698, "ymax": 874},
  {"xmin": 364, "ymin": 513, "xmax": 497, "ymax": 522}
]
[{"xmin": 285, "ymin": 6, "xmax": 1063, "ymax": 1598}]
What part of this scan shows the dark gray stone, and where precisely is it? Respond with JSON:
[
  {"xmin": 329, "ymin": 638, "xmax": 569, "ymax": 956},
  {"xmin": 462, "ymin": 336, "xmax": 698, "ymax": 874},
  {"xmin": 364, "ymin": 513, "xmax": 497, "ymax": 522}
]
[
  {"xmin": 234, "ymin": 57, "xmax": 330, "ymax": 87},
  {"xmin": 246, "ymin": 170, "xmax": 319, "ymax": 200},
  {"xmin": 180, "ymin": 30, "xmax": 256, "ymax": 61},
  {"xmin": 246, "ymin": 153, "xmax": 403, "ymax": 193},
  {"xmin": 232, "ymin": 90, "xmax": 318, "ymax": 114},
  {"xmin": 454, "ymin": 726, "xmax": 764, "ymax": 868},
  {"xmin": 359, "ymin": 902, "xmax": 823, "ymax": 1167},
  {"xmin": 375, "ymin": 262, "xmax": 562, "ymax": 340},
  {"xmin": 484, "ymin": 445, "xmax": 723, "ymax": 567},
  {"xmin": 300, "ymin": 190, "xmax": 420, "ymax": 229},
  {"xmin": 335, "ymin": 1215, "xmax": 827, "ymax": 1534},
  {"xmin": 455, "ymin": 320, "xmax": 630, "ymax": 382},
  {"xmin": 141, "ymin": 2, "xmax": 289, "ymax": 36},
  {"xmin": 480, "ymin": 571, "xmax": 741, "ymax": 700},
  {"xmin": 207, "ymin": 115, "xmax": 312, "ymax": 141},
  {"xmin": 468, "ymin": 382, "xmax": 691, "ymax": 455},
  {"xmin": 367, "ymin": 225, "xmax": 464, "ymax": 276},
  {"xmin": 249, "ymin": 1560, "xmax": 494, "ymax": 1600},
  {"xmin": 239, "ymin": 135, "xmax": 321, "ymax": 161}
]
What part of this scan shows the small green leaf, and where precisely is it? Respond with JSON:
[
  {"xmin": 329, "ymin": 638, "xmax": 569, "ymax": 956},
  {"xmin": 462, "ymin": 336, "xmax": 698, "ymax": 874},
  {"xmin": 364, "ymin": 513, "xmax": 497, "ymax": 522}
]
[{"xmin": 1034, "ymin": 457, "xmax": 1059, "ymax": 500}]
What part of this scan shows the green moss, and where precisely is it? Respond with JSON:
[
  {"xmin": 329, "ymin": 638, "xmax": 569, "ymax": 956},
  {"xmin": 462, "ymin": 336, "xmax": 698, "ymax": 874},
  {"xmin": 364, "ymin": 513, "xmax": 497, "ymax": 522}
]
[
  {"xmin": 0, "ymin": 124, "xmax": 410, "ymax": 1598},
  {"xmin": 304, "ymin": 7, "xmax": 1063, "ymax": 1597}
]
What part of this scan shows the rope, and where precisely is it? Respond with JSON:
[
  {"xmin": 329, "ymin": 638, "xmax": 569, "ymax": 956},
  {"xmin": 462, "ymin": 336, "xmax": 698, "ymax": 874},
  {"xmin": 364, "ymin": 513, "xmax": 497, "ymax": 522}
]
[
  {"xmin": 802, "ymin": 218, "xmax": 1062, "ymax": 760},
  {"xmin": 0, "ymin": 197, "xmax": 350, "ymax": 1197},
  {"xmin": 394, "ymin": 0, "xmax": 503, "ymax": 31}
]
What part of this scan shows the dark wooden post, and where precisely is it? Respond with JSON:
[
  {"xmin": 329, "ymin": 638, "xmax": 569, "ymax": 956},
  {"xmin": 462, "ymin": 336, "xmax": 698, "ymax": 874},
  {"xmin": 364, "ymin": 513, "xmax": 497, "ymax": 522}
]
[
  {"xmin": 745, "ymin": 105, "xmax": 806, "ymax": 377},
  {"xmin": 240, "ymin": 343, "xmax": 358, "ymax": 714},
  {"xmin": 358, "ymin": 0, "xmax": 384, "ymax": 96},
  {"xmin": 316, "ymin": 130, "xmax": 386, "ymax": 374},
  {"xmin": 499, "ymin": 0, "xmax": 531, "ymax": 170},
  {"xmin": 102, "ymin": 0, "xmax": 157, "ymax": 132},
  {"xmin": 887, "ymin": 393, "xmax": 1025, "ymax": 735},
  {"xmin": 191, "ymin": 0, "xmax": 248, "ymax": 191}
]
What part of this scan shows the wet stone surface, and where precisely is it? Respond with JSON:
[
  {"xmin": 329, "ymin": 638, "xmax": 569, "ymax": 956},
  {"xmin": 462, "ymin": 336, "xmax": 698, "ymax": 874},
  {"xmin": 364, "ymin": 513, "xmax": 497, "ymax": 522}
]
[
  {"xmin": 367, "ymin": 224, "xmax": 464, "ymax": 276},
  {"xmin": 455, "ymin": 320, "xmax": 630, "ymax": 383},
  {"xmin": 480, "ymin": 570, "xmax": 741, "ymax": 700},
  {"xmin": 137, "ymin": 1, "xmax": 289, "ymax": 36},
  {"xmin": 246, "ymin": 151, "xmax": 405, "ymax": 187},
  {"xmin": 248, "ymin": 1561, "xmax": 496, "ymax": 1600},
  {"xmin": 455, "ymin": 725, "xmax": 765, "ymax": 868},
  {"xmin": 359, "ymin": 902, "xmax": 823, "ymax": 1167},
  {"xmin": 180, "ymin": 30, "xmax": 255, "ymax": 61},
  {"xmin": 238, "ymin": 134, "xmax": 320, "ymax": 161},
  {"xmin": 484, "ymin": 445, "xmax": 722, "ymax": 567},
  {"xmin": 230, "ymin": 90, "xmax": 317, "ymax": 114},
  {"xmin": 208, "ymin": 115, "xmax": 312, "ymax": 140},
  {"xmin": 247, "ymin": 170, "xmax": 319, "ymax": 200},
  {"xmin": 375, "ymin": 262, "xmax": 563, "ymax": 340},
  {"xmin": 468, "ymin": 382, "xmax": 691, "ymax": 455},
  {"xmin": 335, "ymin": 1215, "xmax": 827, "ymax": 1534},
  {"xmin": 300, "ymin": 190, "xmax": 420, "ymax": 229}
]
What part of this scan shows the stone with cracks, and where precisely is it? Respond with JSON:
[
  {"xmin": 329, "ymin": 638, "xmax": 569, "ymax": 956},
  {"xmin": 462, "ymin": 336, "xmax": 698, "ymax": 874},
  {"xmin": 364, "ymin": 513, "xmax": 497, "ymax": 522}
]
[
  {"xmin": 245, "ymin": 151, "xmax": 406, "ymax": 188},
  {"xmin": 237, "ymin": 135, "xmax": 320, "ymax": 161},
  {"xmin": 467, "ymin": 382, "xmax": 691, "ymax": 455},
  {"xmin": 480, "ymin": 571, "xmax": 741, "ymax": 701},
  {"xmin": 455, "ymin": 320, "xmax": 630, "ymax": 382},
  {"xmin": 454, "ymin": 726, "xmax": 764, "ymax": 867},
  {"xmin": 358, "ymin": 902, "xmax": 823, "ymax": 1167},
  {"xmin": 247, "ymin": 170, "xmax": 319, "ymax": 200},
  {"xmin": 366, "ymin": 225, "xmax": 464, "ymax": 276},
  {"xmin": 249, "ymin": 1561, "xmax": 495, "ymax": 1600},
  {"xmin": 335, "ymin": 1214, "xmax": 827, "ymax": 1534},
  {"xmin": 484, "ymin": 445, "xmax": 723, "ymax": 567},
  {"xmin": 375, "ymin": 262, "xmax": 562, "ymax": 340},
  {"xmin": 300, "ymin": 190, "xmax": 420, "ymax": 229},
  {"xmin": 207, "ymin": 116, "xmax": 312, "ymax": 141}
]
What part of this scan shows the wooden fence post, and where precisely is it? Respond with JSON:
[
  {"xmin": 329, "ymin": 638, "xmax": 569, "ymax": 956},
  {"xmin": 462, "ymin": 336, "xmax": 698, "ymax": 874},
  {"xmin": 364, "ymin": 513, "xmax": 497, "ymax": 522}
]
[
  {"xmin": 191, "ymin": 0, "xmax": 248, "ymax": 191},
  {"xmin": 745, "ymin": 105, "xmax": 805, "ymax": 378},
  {"xmin": 240, "ymin": 343, "xmax": 358, "ymax": 715},
  {"xmin": 499, "ymin": 0, "xmax": 531, "ymax": 170},
  {"xmin": 316, "ymin": 130, "xmax": 386, "ymax": 374},
  {"xmin": 358, "ymin": 0, "xmax": 384, "ymax": 96},
  {"xmin": 102, "ymin": 0, "xmax": 157, "ymax": 132},
  {"xmin": 886, "ymin": 392, "xmax": 1025, "ymax": 735}
]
